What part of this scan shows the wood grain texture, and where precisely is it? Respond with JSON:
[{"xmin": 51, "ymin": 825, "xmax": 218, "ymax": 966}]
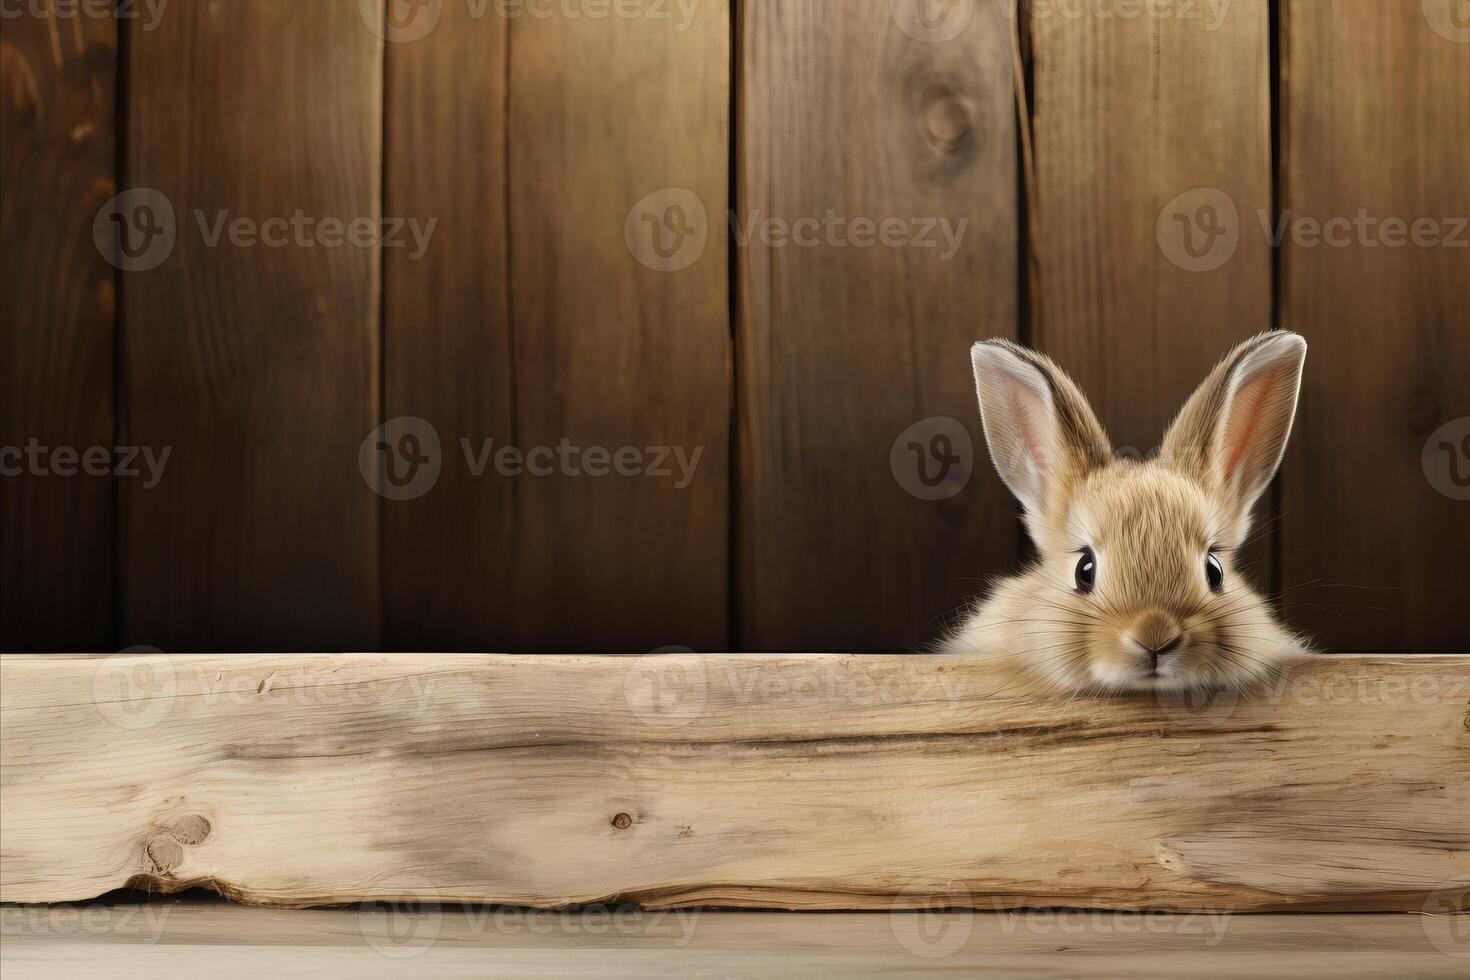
[
  {"xmin": 1027, "ymin": 2, "xmax": 1273, "ymax": 454},
  {"xmin": 381, "ymin": 4, "xmax": 514, "ymax": 649},
  {"xmin": 503, "ymin": 5, "xmax": 731, "ymax": 650},
  {"xmin": 120, "ymin": 2, "xmax": 383, "ymax": 649},
  {"xmin": 0, "ymin": 7, "xmax": 116, "ymax": 649},
  {"xmin": 2, "ymin": 903, "xmax": 1465, "ymax": 979},
  {"xmin": 2, "ymin": 652, "xmax": 1466, "ymax": 911},
  {"xmin": 738, "ymin": 0, "xmax": 1020, "ymax": 651},
  {"xmin": 1279, "ymin": 0, "xmax": 1470, "ymax": 650}
]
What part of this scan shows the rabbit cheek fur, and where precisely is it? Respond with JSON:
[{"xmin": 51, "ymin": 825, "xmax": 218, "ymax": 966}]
[{"xmin": 944, "ymin": 331, "xmax": 1314, "ymax": 695}]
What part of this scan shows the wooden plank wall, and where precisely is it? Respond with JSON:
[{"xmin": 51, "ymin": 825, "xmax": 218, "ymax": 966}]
[
  {"xmin": 119, "ymin": 2, "xmax": 383, "ymax": 650},
  {"xmin": 737, "ymin": 0, "xmax": 1019, "ymax": 650},
  {"xmin": 0, "ymin": 8, "xmax": 117, "ymax": 650},
  {"xmin": 0, "ymin": 0, "xmax": 1466, "ymax": 652},
  {"xmin": 381, "ymin": 4, "xmax": 515, "ymax": 650},
  {"xmin": 503, "ymin": 7, "xmax": 732, "ymax": 651},
  {"xmin": 1030, "ymin": 0, "xmax": 1274, "ymax": 454},
  {"xmin": 383, "ymin": 3, "xmax": 731, "ymax": 652},
  {"xmin": 1027, "ymin": 0, "xmax": 1275, "ymax": 581},
  {"xmin": 1279, "ymin": 0, "xmax": 1470, "ymax": 650}
]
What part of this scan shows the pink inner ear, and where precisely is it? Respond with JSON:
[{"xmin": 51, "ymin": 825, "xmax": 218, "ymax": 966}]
[
  {"xmin": 1007, "ymin": 384, "xmax": 1050, "ymax": 476},
  {"xmin": 1221, "ymin": 366, "xmax": 1281, "ymax": 482}
]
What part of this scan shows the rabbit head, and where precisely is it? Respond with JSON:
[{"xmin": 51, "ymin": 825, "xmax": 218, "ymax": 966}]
[{"xmin": 947, "ymin": 331, "xmax": 1313, "ymax": 694}]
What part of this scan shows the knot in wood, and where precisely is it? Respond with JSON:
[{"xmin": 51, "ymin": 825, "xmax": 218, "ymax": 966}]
[{"xmin": 922, "ymin": 94, "xmax": 974, "ymax": 154}]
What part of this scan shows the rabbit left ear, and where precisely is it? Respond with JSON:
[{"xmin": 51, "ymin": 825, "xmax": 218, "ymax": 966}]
[
  {"xmin": 1161, "ymin": 331, "xmax": 1307, "ymax": 534},
  {"xmin": 970, "ymin": 340, "xmax": 1111, "ymax": 521}
]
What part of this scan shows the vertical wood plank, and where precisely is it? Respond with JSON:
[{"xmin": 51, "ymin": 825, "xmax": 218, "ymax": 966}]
[
  {"xmin": 121, "ymin": 2, "xmax": 382, "ymax": 649},
  {"xmin": 738, "ymin": 0, "xmax": 1019, "ymax": 650},
  {"xmin": 0, "ymin": 8, "xmax": 116, "ymax": 650},
  {"xmin": 1027, "ymin": 0, "xmax": 1274, "ymax": 575},
  {"xmin": 1280, "ymin": 0, "xmax": 1470, "ymax": 649},
  {"xmin": 507, "ymin": 3, "xmax": 731, "ymax": 649},
  {"xmin": 381, "ymin": 5, "xmax": 514, "ymax": 649}
]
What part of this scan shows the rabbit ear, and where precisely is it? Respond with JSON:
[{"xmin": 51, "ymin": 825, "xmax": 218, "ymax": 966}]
[
  {"xmin": 1161, "ymin": 331, "xmax": 1307, "ymax": 531},
  {"xmin": 970, "ymin": 340, "xmax": 1111, "ymax": 518}
]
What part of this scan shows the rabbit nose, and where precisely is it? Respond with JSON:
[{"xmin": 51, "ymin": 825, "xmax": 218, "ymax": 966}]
[{"xmin": 1130, "ymin": 611, "xmax": 1185, "ymax": 657}]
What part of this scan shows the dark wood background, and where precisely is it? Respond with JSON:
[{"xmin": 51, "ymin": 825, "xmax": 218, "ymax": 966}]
[{"xmin": 2, "ymin": 0, "xmax": 1466, "ymax": 652}]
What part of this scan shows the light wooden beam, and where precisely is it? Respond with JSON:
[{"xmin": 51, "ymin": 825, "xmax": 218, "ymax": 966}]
[{"xmin": 1, "ymin": 653, "xmax": 1467, "ymax": 911}]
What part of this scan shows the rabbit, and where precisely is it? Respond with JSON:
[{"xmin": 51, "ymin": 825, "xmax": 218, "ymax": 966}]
[{"xmin": 942, "ymin": 330, "xmax": 1314, "ymax": 695}]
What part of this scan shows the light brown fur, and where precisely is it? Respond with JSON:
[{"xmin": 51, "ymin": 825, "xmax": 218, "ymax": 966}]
[{"xmin": 944, "ymin": 332, "xmax": 1313, "ymax": 695}]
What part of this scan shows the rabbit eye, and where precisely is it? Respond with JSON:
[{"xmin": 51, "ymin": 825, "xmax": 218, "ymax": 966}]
[
  {"xmin": 1074, "ymin": 548, "xmax": 1097, "ymax": 595},
  {"xmin": 1206, "ymin": 552, "xmax": 1224, "ymax": 593}
]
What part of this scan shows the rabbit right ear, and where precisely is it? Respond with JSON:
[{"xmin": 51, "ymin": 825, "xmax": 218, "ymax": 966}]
[
  {"xmin": 970, "ymin": 340, "xmax": 1111, "ymax": 518},
  {"xmin": 1160, "ymin": 330, "xmax": 1307, "ymax": 538}
]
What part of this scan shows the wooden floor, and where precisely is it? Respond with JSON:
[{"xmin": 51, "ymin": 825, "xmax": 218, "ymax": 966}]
[{"xmin": 1, "ymin": 900, "xmax": 1465, "ymax": 978}]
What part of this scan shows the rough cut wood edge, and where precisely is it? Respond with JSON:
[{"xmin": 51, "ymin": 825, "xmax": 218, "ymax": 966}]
[{"xmin": 1, "ymin": 653, "xmax": 1467, "ymax": 912}]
